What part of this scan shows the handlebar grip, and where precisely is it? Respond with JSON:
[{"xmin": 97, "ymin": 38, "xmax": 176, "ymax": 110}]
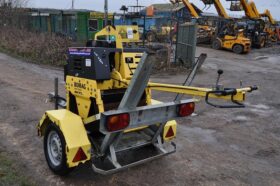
[
  {"xmin": 222, "ymin": 88, "xmax": 237, "ymax": 96},
  {"xmin": 205, "ymin": 89, "xmax": 244, "ymax": 108},
  {"xmin": 250, "ymin": 86, "xmax": 258, "ymax": 92}
]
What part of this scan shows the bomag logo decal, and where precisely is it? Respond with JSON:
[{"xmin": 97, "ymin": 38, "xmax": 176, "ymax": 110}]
[{"xmin": 74, "ymin": 82, "xmax": 86, "ymax": 89}]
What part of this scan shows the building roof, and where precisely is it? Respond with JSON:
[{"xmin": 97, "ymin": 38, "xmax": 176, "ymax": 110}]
[{"xmin": 29, "ymin": 8, "xmax": 99, "ymax": 15}]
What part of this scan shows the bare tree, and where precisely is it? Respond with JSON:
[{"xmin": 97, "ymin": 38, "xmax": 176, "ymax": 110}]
[
  {"xmin": 0, "ymin": 0, "xmax": 28, "ymax": 7},
  {"xmin": 0, "ymin": 0, "xmax": 30, "ymax": 28}
]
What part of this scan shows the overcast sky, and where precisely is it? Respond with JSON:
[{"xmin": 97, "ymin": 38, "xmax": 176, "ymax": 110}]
[{"xmin": 29, "ymin": 0, "xmax": 280, "ymax": 20}]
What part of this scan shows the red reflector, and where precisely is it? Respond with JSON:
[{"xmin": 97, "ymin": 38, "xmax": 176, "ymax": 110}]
[
  {"xmin": 178, "ymin": 102, "xmax": 195, "ymax": 117},
  {"xmin": 72, "ymin": 147, "xmax": 87, "ymax": 163},
  {"xmin": 106, "ymin": 113, "xmax": 130, "ymax": 132},
  {"xmin": 165, "ymin": 127, "xmax": 175, "ymax": 138}
]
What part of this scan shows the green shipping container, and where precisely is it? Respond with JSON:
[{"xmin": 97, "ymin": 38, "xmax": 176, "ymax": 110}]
[{"xmin": 77, "ymin": 12, "xmax": 90, "ymax": 43}]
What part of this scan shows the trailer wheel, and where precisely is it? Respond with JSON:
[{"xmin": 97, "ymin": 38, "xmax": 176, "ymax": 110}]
[
  {"xmin": 44, "ymin": 123, "xmax": 74, "ymax": 176},
  {"xmin": 232, "ymin": 44, "xmax": 243, "ymax": 54},
  {"xmin": 212, "ymin": 39, "xmax": 222, "ymax": 50}
]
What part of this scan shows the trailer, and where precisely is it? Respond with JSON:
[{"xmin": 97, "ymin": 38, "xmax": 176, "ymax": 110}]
[{"xmin": 37, "ymin": 25, "xmax": 257, "ymax": 175}]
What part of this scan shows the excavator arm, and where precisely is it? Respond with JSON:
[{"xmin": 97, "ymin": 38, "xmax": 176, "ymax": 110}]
[
  {"xmin": 226, "ymin": 0, "xmax": 258, "ymax": 18},
  {"xmin": 260, "ymin": 9, "xmax": 276, "ymax": 25},
  {"xmin": 239, "ymin": 0, "xmax": 257, "ymax": 18},
  {"xmin": 170, "ymin": 0, "xmax": 200, "ymax": 18},
  {"xmin": 228, "ymin": 0, "xmax": 275, "ymax": 25},
  {"xmin": 249, "ymin": 1, "xmax": 261, "ymax": 18},
  {"xmin": 213, "ymin": 0, "xmax": 230, "ymax": 19},
  {"xmin": 248, "ymin": 1, "xmax": 276, "ymax": 25},
  {"xmin": 201, "ymin": 0, "xmax": 229, "ymax": 18}
]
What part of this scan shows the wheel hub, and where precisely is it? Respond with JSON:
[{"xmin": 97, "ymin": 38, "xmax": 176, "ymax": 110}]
[{"xmin": 47, "ymin": 131, "xmax": 62, "ymax": 166}]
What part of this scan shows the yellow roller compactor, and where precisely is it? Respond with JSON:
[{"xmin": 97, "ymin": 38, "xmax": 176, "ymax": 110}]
[{"xmin": 38, "ymin": 26, "xmax": 258, "ymax": 175}]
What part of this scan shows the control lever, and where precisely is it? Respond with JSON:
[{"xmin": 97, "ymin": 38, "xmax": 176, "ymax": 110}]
[
  {"xmin": 215, "ymin": 69, "xmax": 224, "ymax": 90},
  {"xmin": 206, "ymin": 69, "xmax": 245, "ymax": 108},
  {"xmin": 47, "ymin": 78, "xmax": 67, "ymax": 109},
  {"xmin": 205, "ymin": 88, "xmax": 244, "ymax": 108}
]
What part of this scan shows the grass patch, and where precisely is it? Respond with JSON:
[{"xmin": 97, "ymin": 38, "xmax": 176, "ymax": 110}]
[{"xmin": 0, "ymin": 152, "xmax": 35, "ymax": 186}]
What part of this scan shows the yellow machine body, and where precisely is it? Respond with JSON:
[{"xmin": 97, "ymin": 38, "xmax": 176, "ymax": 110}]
[
  {"xmin": 200, "ymin": 0, "xmax": 252, "ymax": 53},
  {"xmin": 146, "ymin": 25, "xmax": 175, "ymax": 42},
  {"xmin": 170, "ymin": 0, "xmax": 215, "ymax": 43},
  {"xmin": 38, "ymin": 110, "xmax": 91, "ymax": 168},
  {"xmin": 231, "ymin": 0, "xmax": 275, "ymax": 47},
  {"xmin": 248, "ymin": 2, "xmax": 277, "ymax": 42},
  {"xmin": 250, "ymin": 3, "xmax": 278, "ymax": 42},
  {"xmin": 37, "ymin": 26, "xmax": 257, "ymax": 174},
  {"xmin": 220, "ymin": 34, "xmax": 251, "ymax": 53},
  {"xmin": 173, "ymin": 0, "xmax": 251, "ymax": 53}
]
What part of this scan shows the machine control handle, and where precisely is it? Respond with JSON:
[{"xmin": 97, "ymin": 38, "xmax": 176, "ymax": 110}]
[
  {"xmin": 205, "ymin": 88, "xmax": 244, "ymax": 108},
  {"xmin": 215, "ymin": 69, "xmax": 224, "ymax": 88},
  {"xmin": 249, "ymin": 86, "xmax": 258, "ymax": 92}
]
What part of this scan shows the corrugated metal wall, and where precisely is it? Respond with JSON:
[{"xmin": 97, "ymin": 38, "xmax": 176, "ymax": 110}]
[
  {"xmin": 31, "ymin": 15, "xmax": 49, "ymax": 32},
  {"xmin": 50, "ymin": 14, "xmax": 61, "ymax": 33},
  {"xmin": 77, "ymin": 12, "xmax": 89, "ymax": 42},
  {"xmin": 175, "ymin": 23, "xmax": 197, "ymax": 68},
  {"xmin": 31, "ymin": 11, "xmax": 81, "ymax": 41}
]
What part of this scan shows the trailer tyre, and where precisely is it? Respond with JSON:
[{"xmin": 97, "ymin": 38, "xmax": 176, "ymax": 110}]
[
  {"xmin": 44, "ymin": 123, "xmax": 74, "ymax": 176},
  {"xmin": 232, "ymin": 44, "xmax": 244, "ymax": 54}
]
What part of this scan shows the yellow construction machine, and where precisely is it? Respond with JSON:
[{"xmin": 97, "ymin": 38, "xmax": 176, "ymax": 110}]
[
  {"xmin": 247, "ymin": 2, "xmax": 278, "ymax": 43},
  {"xmin": 37, "ymin": 25, "xmax": 257, "ymax": 175},
  {"xmin": 201, "ymin": 0, "xmax": 251, "ymax": 54},
  {"xmin": 146, "ymin": 25, "xmax": 175, "ymax": 43},
  {"xmin": 226, "ymin": 0, "xmax": 268, "ymax": 48},
  {"xmin": 259, "ymin": 9, "xmax": 279, "ymax": 42},
  {"xmin": 170, "ymin": 0, "xmax": 215, "ymax": 44}
]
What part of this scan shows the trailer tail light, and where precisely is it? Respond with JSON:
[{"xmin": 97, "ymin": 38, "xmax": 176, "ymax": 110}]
[
  {"xmin": 177, "ymin": 102, "xmax": 195, "ymax": 117},
  {"xmin": 106, "ymin": 113, "xmax": 130, "ymax": 132},
  {"xmin": 72, "ymin": 147, "xmax": 87, "ymax": 163}
]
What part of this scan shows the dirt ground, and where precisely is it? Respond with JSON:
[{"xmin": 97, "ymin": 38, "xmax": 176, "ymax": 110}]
[{"xmin": 0, "ymin": 45, "xmax": 279, "ymax": 186}]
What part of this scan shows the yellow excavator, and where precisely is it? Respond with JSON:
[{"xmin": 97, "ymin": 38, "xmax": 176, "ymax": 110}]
[
  {"xmin": 250, "ymin": 3, "xmax": 279, "ymax": 43},
  {"xmin": 201, "ymin": 0, "xmax": 251, "ymax": 54},
  {"xmin": 260, "ymin": 9, "xmax": 279, "ymax": 42},
  {"xmin": 226, "ymin": 0, "xmax": 268, "ymax": 48},
  {"xmin": 260, "ymin": 9, "xmax": 276, "ymax": 25}
]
